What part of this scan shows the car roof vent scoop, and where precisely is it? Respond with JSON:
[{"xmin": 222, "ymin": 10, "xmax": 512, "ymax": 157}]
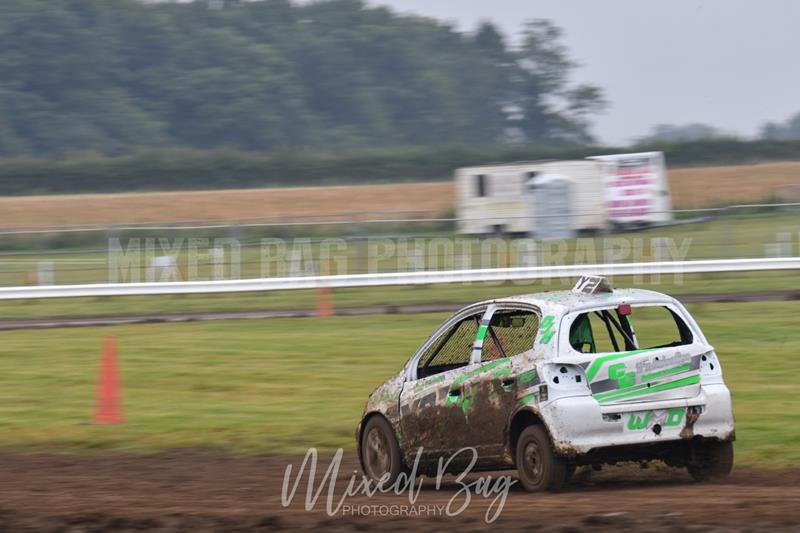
[{"xmin": 573, "ymin": 275, "xmax": 613, "ymax": 295}]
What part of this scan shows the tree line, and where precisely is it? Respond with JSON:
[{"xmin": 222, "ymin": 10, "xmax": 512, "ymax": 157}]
[
  {"xmin": 638, "ymin": 111, "xmax": 800, "ymax": 143},
  {"xmin": 0, "ymin": 0, "xmax": 606, "ymax": 157},
  {"xmin": 3, "ymin": 139, "xmax": 800, "ymax": 196}
]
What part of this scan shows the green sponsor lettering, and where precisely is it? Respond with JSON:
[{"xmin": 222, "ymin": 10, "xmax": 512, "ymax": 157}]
[
  {"xmin": 627, "ymin": 412, "xmax": 652, "ymax": 430},
  {"xmin": 641, "ymin": 363, "xmax": 691, "ymax": 382},
  {"xmin": 585, "ymin": 348, "xmax": 658, "ymax": 382},
  {"xmin": 664, "ymin": 408, "xmax": 685, "ymax": 427},
  {"xmin": 597, "ymin": 375, "xmax": 700, "ymax": 404},
  {"xmin": 608, "ymin": 362, "xmax": 636, "ymax": 388}
]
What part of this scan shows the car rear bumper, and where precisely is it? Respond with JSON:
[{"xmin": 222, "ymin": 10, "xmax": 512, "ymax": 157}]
[{"xmin": 541, "ymin": 383, "xmax": 735, "ymax": 456}]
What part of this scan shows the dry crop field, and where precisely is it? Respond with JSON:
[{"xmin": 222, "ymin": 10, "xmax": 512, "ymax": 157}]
[
  {"xmin": 0, "ymin": 182, "xmax": 455, "ymax": 229},
  {"xmin": 668, "ymin": 161, "xmax": 800, "ymax": 206},
  {"xmin": 1, "ymin": 161, "xmax": 799, "ymax": 229}
]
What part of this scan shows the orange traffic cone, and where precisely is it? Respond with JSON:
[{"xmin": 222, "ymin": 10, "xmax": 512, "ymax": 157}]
[
  {"xmin": 316, "ymin": 286, "xmax": 334, "ymax": 317},
  {"xmin": 93, "ymin": 336, "xmax": 124, "ymax": 424}
]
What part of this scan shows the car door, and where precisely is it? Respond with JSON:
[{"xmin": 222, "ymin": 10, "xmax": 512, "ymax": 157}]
[
  {"xmin": 399, "ymin": 307, "xmax": 487, "ymax": 466},
  {"xmin": 399, "ymin": 304, "xmax": 542, "ymax": 468},
  {"xmin": 464, "ymin": 305, "xmax": 542, "ymax": 460}
]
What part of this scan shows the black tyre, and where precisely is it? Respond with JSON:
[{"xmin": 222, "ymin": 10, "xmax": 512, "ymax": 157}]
[
  {"xmin": 360, "ymin": 416, "xmax": 403, "ymax": 485},
  {"xmin": 688, "ymin": 441, "xmax": 734, "ymax": 482},
  {"xmin": 515, "ymin": 425, "xmax": 567, "ymax": 492}
]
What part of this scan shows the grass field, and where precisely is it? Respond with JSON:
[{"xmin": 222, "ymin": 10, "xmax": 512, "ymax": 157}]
[
  {"xmin": 1, "ymin": 209, "xmax": 797, "ymax": 287},
  {"xmin": 1, "ymin": 161, "xmax": 800, "ymax": 229},
  {"xmin": 0, "ymin": 301, "xmax": 796, "ymax": 467}
]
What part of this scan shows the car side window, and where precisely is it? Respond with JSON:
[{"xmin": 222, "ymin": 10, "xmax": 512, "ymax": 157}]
[
  {"xmin": 481, "ymin": 310, "xmax": 540, "ymax": 361},
  {"xmin": 417, "ymin": 314, "xmax": 480, "ymax": 378}
]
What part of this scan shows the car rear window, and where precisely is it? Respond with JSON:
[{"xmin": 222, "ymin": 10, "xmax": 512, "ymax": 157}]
[
  {"xmin": 628, "ymin": 305, "xmax": 694, "ymax": 349},
  {"xmin": 569, "ymin": 305, "xmax": 693, "ymax": 354}
]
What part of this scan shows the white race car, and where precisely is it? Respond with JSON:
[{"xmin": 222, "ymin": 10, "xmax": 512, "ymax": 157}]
[{"xmin": 357, "ymin": 276, "xmax": 735, "ymax": 491}]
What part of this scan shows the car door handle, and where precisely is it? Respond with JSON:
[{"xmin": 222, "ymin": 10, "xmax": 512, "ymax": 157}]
[{"xmin": 448, "ymin": 387, "xmax": 461, "ymax": 397}]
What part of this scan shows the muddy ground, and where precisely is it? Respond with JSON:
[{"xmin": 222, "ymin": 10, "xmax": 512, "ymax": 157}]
[{"xmin": 0, "ymin": 451, "xmax": 797, "ymax": 532}]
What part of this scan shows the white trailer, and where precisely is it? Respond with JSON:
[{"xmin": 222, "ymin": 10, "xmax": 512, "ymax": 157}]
[
  {"xmin": 455, "ymin": 163, "xmax": 530, "ymax": 235},
  {"xmin": 455, "ymin": 152, "xmax": 673, "ymax": 236},
  {"xmin": 589, "ymin": 152, "xmax": 673, "ymax": 226},
  {"xmin": 455, "ymin": 160, "xmax": 607, "ymax": 237}
]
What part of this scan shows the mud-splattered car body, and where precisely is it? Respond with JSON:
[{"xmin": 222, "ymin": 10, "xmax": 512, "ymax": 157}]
[{"xmin": 357, "ymin": 277, "xmax": 735, "ymax": 477}]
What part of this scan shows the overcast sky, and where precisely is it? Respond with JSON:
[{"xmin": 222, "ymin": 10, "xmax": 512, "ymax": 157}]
[{"xmin": 367, "ymin": 0, "xmax": 800, "ymax": 145}]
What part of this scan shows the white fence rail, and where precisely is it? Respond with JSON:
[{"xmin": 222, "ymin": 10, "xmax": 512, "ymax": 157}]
[{"xmin": 0, "ymin": 257, "xmax": 798, "ymax": 300}]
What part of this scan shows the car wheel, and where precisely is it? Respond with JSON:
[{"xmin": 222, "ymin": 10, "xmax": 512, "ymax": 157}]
[
  {"xmin": 687, "ymin": 440, "xmax": 733, "ymax": 482},
  {"xmin": 515, "ymin": 425, "xmax": 567, "ymax": 492},
  {"xmin": 361, "ymin": 416, "xmax": 403, "ymax": 485}
]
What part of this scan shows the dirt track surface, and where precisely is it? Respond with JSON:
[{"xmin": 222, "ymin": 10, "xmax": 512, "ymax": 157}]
[{"xmin": 0, "ymin": 451, "xmax": 797, "ymax": 532}]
